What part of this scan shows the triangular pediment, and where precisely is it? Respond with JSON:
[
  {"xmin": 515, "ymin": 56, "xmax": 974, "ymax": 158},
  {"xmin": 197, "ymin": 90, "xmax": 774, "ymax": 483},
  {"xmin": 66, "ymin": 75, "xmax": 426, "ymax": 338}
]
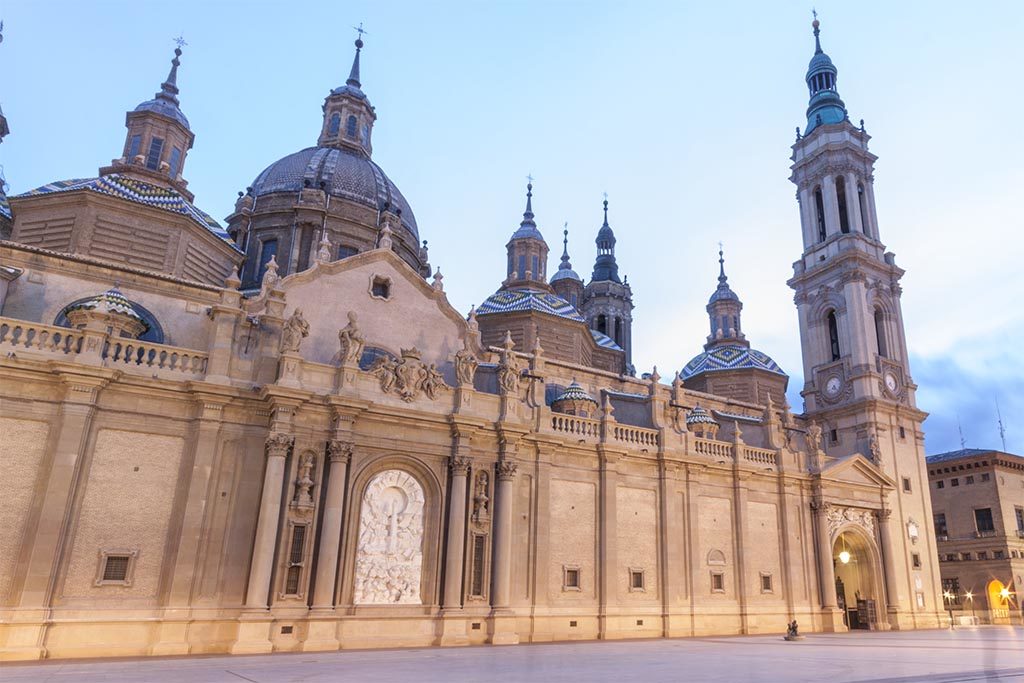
[
  {"xmin": 820, "ymin": 453, "xmax": 896, "ymax": 490},
  {"xmin": 250, "ymin": 247, "xmax": 477, "ymax": 367}
]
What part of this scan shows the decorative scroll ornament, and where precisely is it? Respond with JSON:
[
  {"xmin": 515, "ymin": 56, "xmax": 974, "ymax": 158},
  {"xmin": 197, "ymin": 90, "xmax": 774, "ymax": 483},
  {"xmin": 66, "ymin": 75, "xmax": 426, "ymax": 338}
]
[
  {"xmin": 280, "ymin": 308, "xmax": 310, "ymax": 353},
  {"xmin": 293, "ymin": 451, "xmax": 316, "ymax": 510},
  {"xmin": 827, "ymin": 505, "xmax": 876, "ymax": 539},
  {"xmin": 353, "ymin": 469, "xmax": 425, "ymax": 605},
  {"xmin": 337, "ymin": 311, "xmax": 365, "ymax": 366},
  {"xmin": 370, "ymin": 347, "xmax": 449, "ymax": 402},
  {"xmin": 454, "ymin": 340, "xmax": 479, "ymax": 386},
  {"xmin": 265, "ymin": 432, "xmax": 293, "ymax": 458}
]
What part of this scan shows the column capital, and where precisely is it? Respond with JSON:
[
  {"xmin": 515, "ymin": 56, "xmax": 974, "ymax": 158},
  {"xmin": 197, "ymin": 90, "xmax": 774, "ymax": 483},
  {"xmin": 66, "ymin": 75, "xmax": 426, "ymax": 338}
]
[
  {"xmin": 496, "ymin": 460, "xmax": 518, "ymax": 481},
  {"xmin": 874, "ymin": 507, "xmax": 893, "ymax": 522},
  {"xmin": 265, "ymin": 432, "xmax": 293, "ymax": 458},
  {"xmin": 450, "ymin": 456, "xmax": 472, "ymax": 476},
  {"xmin": 327, "ymin": 439, "xmax": 353, "ymax": 464}
]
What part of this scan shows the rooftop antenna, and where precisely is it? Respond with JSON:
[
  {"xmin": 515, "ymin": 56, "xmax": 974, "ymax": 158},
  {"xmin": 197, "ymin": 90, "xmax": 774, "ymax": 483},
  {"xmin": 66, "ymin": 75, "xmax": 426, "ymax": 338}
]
[
  {"xmin": 957, "ymin": 413, "xmax": 967, "ymax": 451},
  {"xmin": 996, "ymin": 397, "xmax": 1007, "ymax": 452}
]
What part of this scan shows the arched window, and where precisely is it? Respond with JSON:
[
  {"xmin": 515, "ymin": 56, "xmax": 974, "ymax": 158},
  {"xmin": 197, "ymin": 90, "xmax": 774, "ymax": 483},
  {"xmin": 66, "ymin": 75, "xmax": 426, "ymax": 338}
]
[
  {"xmin": 517, "ymin": 254, "xmax": 526, "ymax": 279},
  {"xmin": 614, "ymin": 317, "xmax": 622, "ymax": 345},
  {"xmin": 836, "ymin": 176, "xmax": 851, "ymax": 234},
  {"xmin": 814, "ymin": 186, "xmax": 827, "ymax": 242},
  {"xmin": 596, "ymin": 315, "xmax": 607, "ymax": 336},
  {"xmin": 328, "ymin": 112, "xmax": 341, "ymax": 136},
  {"xmin": 346, "ymin": 115, "xmax": 358, "ymax": 138},
  {"xmin": 827, "ymin": 310, "xmax": 841, "ymax": 361},
  {"xmin": 858, "ymin": 183, "xmax": 868, "ymax": 236},
  {"xmin": 507, "ymin": 252, "xmax": 514, "ymax": 277},
  {"xmin": 874, "ymin": 308, "xmax": 888, "ymax": 358},
  {"xmin": 337, "ymin": 244, "xmax": 358, "ymax": 260},
  {"xmin": 531, "ymin": 254, "xmax": 539, "ymax": 278}
]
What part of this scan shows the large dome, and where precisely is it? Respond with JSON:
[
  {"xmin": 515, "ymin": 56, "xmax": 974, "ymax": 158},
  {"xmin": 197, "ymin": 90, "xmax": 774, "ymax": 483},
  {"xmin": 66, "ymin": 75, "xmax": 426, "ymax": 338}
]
[
  {"xmin": 681, "ymin": 344, "xmax": 787, "ymax": 380},
  {"xmin": 250, "ymin": 146, "xmax": 418, "ymax": 241}
]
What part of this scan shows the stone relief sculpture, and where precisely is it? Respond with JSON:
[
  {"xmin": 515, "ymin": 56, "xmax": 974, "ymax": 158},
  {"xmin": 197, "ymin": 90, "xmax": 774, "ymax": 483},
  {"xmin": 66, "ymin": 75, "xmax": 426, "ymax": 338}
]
[
  {"xmin": 496, "ymin": 332, "xmax": 520, "ymax": 395},
  {"xmin": 280, "ymin": 308, "xmax": 310, "ymax": 353},
  {"xmin": 293, "ymin": 451, "xmax": 316, "ymax": 509},
  {"xmin": 370, "ymin": 347, "xmax": 449, "ymax": 402},
  {"xmin": 867, "ymin": 430, "xmax": 882, "ymax": 463},
  {"xmin": 826, "ymin": 505, "xmax": 876, "ymax": 539},
  {"xmin": 337, "ymin": 311, "xmax": 365, "ymax": 365},
  {"xmin": 353, "ymin": 469, "xmax": 425, "ymax": 605},
  {"xmin": 805, "ymin": 420, "xmax": 822, "ymax": 453}
]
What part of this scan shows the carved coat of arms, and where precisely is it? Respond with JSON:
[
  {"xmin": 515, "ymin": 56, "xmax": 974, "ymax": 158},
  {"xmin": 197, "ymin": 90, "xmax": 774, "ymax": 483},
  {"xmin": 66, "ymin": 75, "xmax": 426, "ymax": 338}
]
[{"xmin": 370, "ymin": 347, "xmax": 448, "ymax": 402}]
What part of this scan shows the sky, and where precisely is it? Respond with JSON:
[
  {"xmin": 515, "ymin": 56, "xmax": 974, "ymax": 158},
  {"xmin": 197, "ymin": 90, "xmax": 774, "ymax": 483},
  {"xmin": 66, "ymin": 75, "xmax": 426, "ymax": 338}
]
[{"xmin": 2, "ymin": 1, "xmax": 1021, "ymax": 455}]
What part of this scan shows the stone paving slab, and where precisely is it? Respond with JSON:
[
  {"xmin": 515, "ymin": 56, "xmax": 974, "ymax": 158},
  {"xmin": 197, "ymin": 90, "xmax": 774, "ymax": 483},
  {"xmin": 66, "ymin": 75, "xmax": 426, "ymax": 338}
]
[{"xmin": 2, "ymin": 627, "xmax": 1022, "ymax": 683}]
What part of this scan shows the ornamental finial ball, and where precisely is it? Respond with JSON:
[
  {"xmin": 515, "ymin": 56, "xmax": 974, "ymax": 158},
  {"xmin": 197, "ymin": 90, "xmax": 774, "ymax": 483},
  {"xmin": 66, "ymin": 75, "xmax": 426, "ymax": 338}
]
[
  {"xmin": 355, "ymin": 38, "xmax": 364, "ymax": 49},
  {"xmin": 812, "ymin": 19, "xmax": 820, "ymax": 29}
]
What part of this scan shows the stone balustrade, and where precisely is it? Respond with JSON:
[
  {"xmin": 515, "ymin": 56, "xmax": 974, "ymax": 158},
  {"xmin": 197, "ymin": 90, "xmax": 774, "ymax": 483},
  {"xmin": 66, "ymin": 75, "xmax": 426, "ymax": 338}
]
[
  {"xmin": 741, "ymin": 445, "xmax": 778, "ymax": 468},
  {"xmin": 694, "ymin": 437, "xmax": 734, "ymax": 461},
  {"xmin": 103, "ymin": 338, "xmax": 208, "ymax": 378},
  {"xmin": 611, "ymin": 424, "xmax": 659, "ymax": 448},
  {"xmin": 549, "ymin": 414, "xmax": 601, "ymax": 442},
  {"xmin": 0, "ymin": 319, "xmax": 84, "ymax": 355}
]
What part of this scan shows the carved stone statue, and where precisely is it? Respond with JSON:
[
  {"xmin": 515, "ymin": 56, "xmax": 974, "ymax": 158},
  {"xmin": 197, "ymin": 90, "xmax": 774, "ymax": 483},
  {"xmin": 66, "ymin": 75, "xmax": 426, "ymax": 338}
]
[
  {"xmin": 473, "ymin": 470, "xmax": 490, "ymax": 523},
  {"xmin": 454, "ymin": 342, "xmax": 479, "ymax": 386},
  {"xmin": 280, "ymin": 308, "xmax": 310, "ymax": 353},
  {"xmin": 496, "ymin": 332, "xmax": 520, "ymax": 395},
  {"xmin": 260, "ymin": 254, "xmax": 280, "ymax": 291},
  {"xmin": 294, "ymin": 451, "xmax": 316, "ymax": 508},
  {"xmin": 353, "ymin": 469, "xmax": 425, "ymax": 605},
  {"xmin": 337, "ymin": 311, "xmax": 365, "ymax": 365},
  {"xmin": 784, "ymin": 620, "xmax": 803, "ymax": 641},
  {"xmin": 806, "ymin": 420, "xmax": 822, "ymax": 453},
  {"xmin": 315, "ymin": 232, "xmax": 332, "ymax": 264},
  {"xmin": 370, "ymin": 347, "xmax": 449, "ymax": 402},
  {"xmin": 868, "ymin": 431, "xmax": 882, "ymax": 463}
]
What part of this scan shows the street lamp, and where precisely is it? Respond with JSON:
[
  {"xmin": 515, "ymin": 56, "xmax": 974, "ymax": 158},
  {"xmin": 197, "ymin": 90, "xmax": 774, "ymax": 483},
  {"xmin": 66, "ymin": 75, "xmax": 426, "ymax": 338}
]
[
  {"xmin": 943, "ymin": 590, "xmax": 956, "ymax": 629},
  {"xmin": 964, "ymin": 591, "xmax": 975, "ymax": 623}
]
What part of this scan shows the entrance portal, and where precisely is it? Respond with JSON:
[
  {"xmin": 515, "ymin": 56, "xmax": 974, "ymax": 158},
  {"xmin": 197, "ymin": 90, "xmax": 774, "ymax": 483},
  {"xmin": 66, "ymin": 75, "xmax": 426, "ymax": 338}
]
[
  {"xmin": 987, "ymin": 579, "xmax": 1012, "ymax": 624},
  {"xmin": 833, "ymin": 530, "xmax": 881, "ymax": 630}
]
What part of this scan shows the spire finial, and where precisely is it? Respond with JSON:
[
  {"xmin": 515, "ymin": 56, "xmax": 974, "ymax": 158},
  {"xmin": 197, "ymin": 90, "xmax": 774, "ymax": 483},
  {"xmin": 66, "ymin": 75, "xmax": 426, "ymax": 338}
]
[
  {"xmin": 523, "ymin": 176, "xmax": 534, "ymax": 221},
  {"xmin": 602, "ymin": 192, "xmax": 609, "ymax": 227},
  {"xmin": 812, "ymin": 9, "xmax": 822, "ymax": 54},
  {"xmin": 559, "ymin": 222, "xmax": 572, "ymax": 269},
  {"xmin": 718, "ymin": 242, "xmax": 727, "ymax": 284},
  {"xmin": 347, "ymin": 24, "xmax": 366, "ymax": 88},
  {"xmin": 157, "ymin": 36, "xmax": 184, "ymax": 104}
]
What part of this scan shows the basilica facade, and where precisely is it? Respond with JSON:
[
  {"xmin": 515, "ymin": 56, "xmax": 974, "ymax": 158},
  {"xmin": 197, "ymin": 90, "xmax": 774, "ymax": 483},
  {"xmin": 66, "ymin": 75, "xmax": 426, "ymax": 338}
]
[{"xmin": 0, "ymin": 19, "xmax": 944, "ymax": 661}]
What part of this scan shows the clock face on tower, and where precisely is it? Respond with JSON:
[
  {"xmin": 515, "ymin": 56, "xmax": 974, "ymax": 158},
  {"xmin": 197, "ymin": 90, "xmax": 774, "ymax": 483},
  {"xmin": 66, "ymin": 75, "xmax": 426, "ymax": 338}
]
[
  {"xmin": 884, "ymin": 371, "xmax": 899, "ymax": 395},
  {"xmin": 825, "ymin": 375, "xmax": 842, "ymax": 397}
]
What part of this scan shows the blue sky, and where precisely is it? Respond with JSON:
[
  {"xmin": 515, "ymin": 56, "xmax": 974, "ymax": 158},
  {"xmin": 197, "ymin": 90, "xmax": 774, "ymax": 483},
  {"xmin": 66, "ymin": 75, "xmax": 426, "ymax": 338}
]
[{"xmin": 2, "ymin": 1, "xmax": 1021, "ymax": 454}]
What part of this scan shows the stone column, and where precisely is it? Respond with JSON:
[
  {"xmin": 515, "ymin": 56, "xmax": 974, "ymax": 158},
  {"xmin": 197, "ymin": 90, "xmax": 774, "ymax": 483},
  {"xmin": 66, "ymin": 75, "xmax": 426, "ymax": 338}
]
[
  {"xmin": 876, "ymin": 508, "xmax": 901, "ymax": 616},
  {"xmin": 864, "ymin": 179, "xmax": 880, "ymax": 239},
  {"xmin": 846, "ymin": 173, "xmax": 865, "ymax": 234},
  {"xmin": 491, "ymin": 460, "xmax": 517, "ymax": 610},
  {"xmin": 598, "ymin": 449, "xmax": 619, "ymax": 639},
  {"xmin": 311, "ymin": 441, "xmax": 352, "ymax": 609},
  {"xmin": 814, "ymin": 502, "xmax": 838, "ymax": 610},
  {"xmin": 244, "ymin": 433, "xmax": 292, "ymax": 608},
  {"xmin": 822, "ymin": 174, "xmax": 841, "ymax": 238},
  {"xmin": 443, "ymin": 457, "xmax": 471, "ymax": 610}
]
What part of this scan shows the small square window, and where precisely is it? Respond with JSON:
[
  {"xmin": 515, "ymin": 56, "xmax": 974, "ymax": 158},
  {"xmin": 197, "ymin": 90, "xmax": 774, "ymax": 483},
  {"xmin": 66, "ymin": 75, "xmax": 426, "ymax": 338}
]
[
  {"xmin": 911, "ymin": 553, "xmax": 921, "ymax": 569},
  {"xmin": 760, "ymin": 573, "xmax": 773, "ymax": 593},
  {"xmin": 711, "ymin": 572, "xmax": 725, "ymax": 593},
  {"xmin": 902, "ymin": 477, "xmax": 912, "ymax": 493},
  {"xmin": 945, "ymin": 554, "xmax": 957, "ymax": 562},
  {"xmin": 370, "ymin": 276, "xmax": 391, "ymax": 300},
  {"xmin": 977, "ymin": 551, "xmax": 988, "ymax": 560},
  {"xmin": 629, "ymin": 568, "xmax": 646, "ymax": 592},
  {"xmin": 981, "ymin": 473, "xmax": 990, "ymax": 482},
  {"xmin": 95, "ymin": 549, "xmax": 137, "ymax": 586},
  {"xmin": 961, "ymin": 552, "xmax": 971, "ymax": 561},
  {"xmin": 994, "ymin": 550, "xmax": 1004, "ymax": 560},
  {"xmin": 563, "ymin": 566, "xmax": 581, "ymax": 591},
  {"xmin": 936, "ymin": 480, "xmax": 944, "ymax": 489},
  {"xmin": 951, "ymin": 478, "xmax": 959, "ymax": 487},
  {"xmin": 965, "ymin": 475, "xmax": 974, "ymax": 484}
]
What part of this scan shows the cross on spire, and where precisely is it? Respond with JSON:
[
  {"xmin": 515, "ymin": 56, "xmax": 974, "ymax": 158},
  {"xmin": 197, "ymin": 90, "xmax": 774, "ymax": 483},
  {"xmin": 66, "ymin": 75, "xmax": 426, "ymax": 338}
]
[
  {"xmin": 173, "ymin": 34, "xmax": 187, "ymax": 49},
  {"xmin": 353, "ymin": 22, "xmax": 368, "ymax": 39},
  {"xmin": 526, "ymin": 173, "xmax": 534, "ymax": 185}
]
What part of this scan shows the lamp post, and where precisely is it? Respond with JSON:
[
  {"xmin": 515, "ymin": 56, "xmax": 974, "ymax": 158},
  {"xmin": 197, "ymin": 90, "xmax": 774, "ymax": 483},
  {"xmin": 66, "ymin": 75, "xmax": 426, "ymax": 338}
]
[
  {"xmin": 943, "ymin": 590, "xmax": 956, "ymax": 629},
  {"xmin": 964, "ymin": 590, "xmax": 975, "ymax": 624}
]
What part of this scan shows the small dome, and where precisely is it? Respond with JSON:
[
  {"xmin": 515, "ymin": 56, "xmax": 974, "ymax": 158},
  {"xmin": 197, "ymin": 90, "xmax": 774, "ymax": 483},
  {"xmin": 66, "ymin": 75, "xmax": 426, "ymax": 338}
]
[
  {"xmin": 806, "ymin": 51, "xmax": 837, "ymax": 79},
  {"xmin": 686, "ymin": 404, "xmax": 718, "ymax": 426},
  {"xmin": 681, "ymin": 344, "xmax": 787, "ymax": 380},
  {"xmin": 550, "ymin": 267, "xmax": 582, "ymax": 284},
  {"xmin": 66, "ymin": 287, "xmax": 147, "ymax": 325},
  {"xmin": 250, "ymin": 146, "xmax": 418, "ymax": 241},
  {"xmin": 554, "ymin": 381, "xmax": 598, "ymax": 405},
  {"xmin": 133, "ymin": 98, "xmax": 189, "ymax": 129},
  {"xmin": 708, "ymin": 284, "xmax": 739, "ymax": 305},
  {"xmin": 477, "ymin": 288, "xmax": 585, "ymax": 322}
]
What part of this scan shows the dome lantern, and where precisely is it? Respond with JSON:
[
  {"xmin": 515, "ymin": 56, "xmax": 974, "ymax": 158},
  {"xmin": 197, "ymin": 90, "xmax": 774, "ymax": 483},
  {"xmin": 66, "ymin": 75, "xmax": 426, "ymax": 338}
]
[{"xmin": 318, "ymin": 33, "xmax": 376, "ymax": 155}]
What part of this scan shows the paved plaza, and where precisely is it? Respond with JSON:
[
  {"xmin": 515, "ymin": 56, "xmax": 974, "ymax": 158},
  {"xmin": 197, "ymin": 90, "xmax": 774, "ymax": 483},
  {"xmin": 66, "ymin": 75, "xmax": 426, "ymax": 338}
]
[{"xmin": 2, "ymin": 627, "xmax": 1021, "ymax": 683}]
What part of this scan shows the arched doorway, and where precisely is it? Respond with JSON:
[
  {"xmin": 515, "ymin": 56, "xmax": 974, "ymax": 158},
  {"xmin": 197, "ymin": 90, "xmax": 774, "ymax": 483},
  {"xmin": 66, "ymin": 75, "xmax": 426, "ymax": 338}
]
[
  {"xmin": 987, "ymin": 579, "xmax": 1012, "ymax": 624},
  {"xmin": 833, "ymin": 529, "xmax": 883, "ymax": 630}
]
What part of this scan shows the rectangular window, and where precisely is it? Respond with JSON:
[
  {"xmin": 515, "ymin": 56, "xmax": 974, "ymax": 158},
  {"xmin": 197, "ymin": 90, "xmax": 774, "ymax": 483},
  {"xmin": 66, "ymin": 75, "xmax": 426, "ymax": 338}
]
[
  {"xmin": 168, "ymin": 146, "xmax": 182, "ymax": 178},
  {"xmin": 934, "ymin": 513, "xmax": 947, "ymax": 538},
  {"xmin": 974, "ymin": 508, "xmax": 995, "ymax": 533},
  {"xmin": 711, "ymin": 572, "xmax": 725, "ymax": 593},
  {"xmin": 961, "ymin": 552, "xmax": 971, "ymax": 561},
  {"xmin": 942, "ymin": 578, "xmax": 961, "ymax": 604},
  {"xmin": 285, "ymin": 524, "xmax": 307, "ymax": 596},
  {"xmin": 994, "ymin": 550, "xmax": 1004, "ymax": 560},
  {"xmin": 470, "ymin": 535, "xmax": 486, "ymax": 597},
  {"xmin": 1015, "ymin": 506, "xmax": 1024, "ymax": 532},
  {"xmin": 629, "ymin": 569, "xmax": 645, "ymax": 592},
  {"xmin": 951, "ymin": 478, "xmax": 959, "ymax": 487},
  {"xmin": 760, "ymin": 573, "xmax": 773, "ymax": 593},
  {"xmin": 936, "ymin": 480, "xmax": 944, "ymax": 489},
  {"xmin": 902, "ymin": 477, "xmax": 912, "ymax": 493},
  {"xmin": 965, "ymin": 475, "xmax": 974, "ymax": 485},
  {"xmin": 103, "ymin": 555, "xmax": 130, "ymax": 582},
  {"xmin": 829, "ymin": 429, "xmax": 838, "ymax": 444},
  {"xmin": 977, "ymin": 551, "xmax": 988, "ymax": 560},
  {"xmin": 517, "ymin": 254, "xmax": 526, "ymax": 279},
  {"xmin": 145, "ymin": 136, "xmax": 164, "ymax": 170},
  {"xmin": 563, "ymin": 566, "xmax": 581, "ymax": 591},
  {"xmin": 128, "ymin": 134, "xmax": 142, "ymax": 159},
  {"xmin": 531, "ymin": 254, "xmax": 539, "ymax": 277},
  {"xmin": 899, "ymin": 426, "xmax": 906, "ymax": 439},
  {"xmin": 981, "ymin": 472, "xmax": 990, "ymax": 482},
  {"xmin": 95, "ymin": 549, "xmax": 137, "ymax": 586},
  {"xmin": 911, "ymin": 553, "xmax": 921, "ymax": 569},
  {"xmin": 945, "ymin": 554, "xmax": 957, "ymax": 562},
  {"xmin": 257, "ymin": 239, "xmax": 278, "ymax": 283}
]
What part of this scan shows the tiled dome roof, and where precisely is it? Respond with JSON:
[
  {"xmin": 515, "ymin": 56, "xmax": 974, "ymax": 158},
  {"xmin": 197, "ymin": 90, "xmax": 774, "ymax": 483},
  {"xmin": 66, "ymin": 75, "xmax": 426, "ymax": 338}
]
[
  {"xmin": 554, "ymin": 381, "xmax": 598, "ymax": 405},
  {"xmin": 477, "ymin": 288, "xmax": 585, "ymax": 322},
  {"xmin": 681, "ymin": 344, "xmax": 787, "ymax": 380},
  {"xmin": 250, "ymin": 146, "xmax": 418, "ymax": 241},
  {"xmin": 686, "ymin": 404, "xmax": 718, "ymax": 426},
  {"xmin": 133, "ymin": 97, "xmax": 189, "ymax": 128},
  {"xmin": 65, "ymin": 287, "xmax": 148, "ymax": 328}
]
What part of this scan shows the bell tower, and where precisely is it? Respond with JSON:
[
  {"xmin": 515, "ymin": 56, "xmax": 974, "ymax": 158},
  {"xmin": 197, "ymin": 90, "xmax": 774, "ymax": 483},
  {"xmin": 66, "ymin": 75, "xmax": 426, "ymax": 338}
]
[{"xmin": 788, "ymin": 16, "xmax": 941, "ymax": 628}]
